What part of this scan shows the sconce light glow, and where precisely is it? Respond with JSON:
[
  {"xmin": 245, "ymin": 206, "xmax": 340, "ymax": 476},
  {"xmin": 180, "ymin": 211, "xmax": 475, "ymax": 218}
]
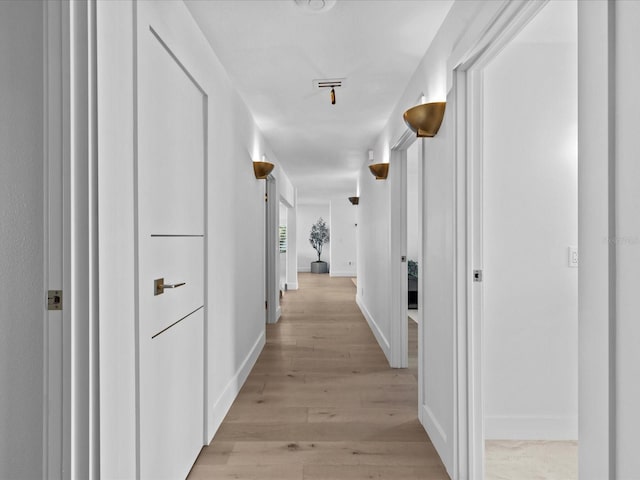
[{"xmin": 367, "ymin": 148, "xmax": 388, "ymax": 180}]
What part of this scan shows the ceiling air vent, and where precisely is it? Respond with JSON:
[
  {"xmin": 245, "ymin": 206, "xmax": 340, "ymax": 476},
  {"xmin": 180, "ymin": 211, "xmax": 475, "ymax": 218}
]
[{"xmin": 313, "ymin": 78, "xmax": 346, "ymax": 90}]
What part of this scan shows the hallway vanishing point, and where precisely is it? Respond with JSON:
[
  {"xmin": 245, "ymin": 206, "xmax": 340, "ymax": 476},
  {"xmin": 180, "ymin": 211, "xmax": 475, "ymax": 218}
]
[{"xmin": 188, "ymin": 273, "xmax": 448, "ymax": 480}]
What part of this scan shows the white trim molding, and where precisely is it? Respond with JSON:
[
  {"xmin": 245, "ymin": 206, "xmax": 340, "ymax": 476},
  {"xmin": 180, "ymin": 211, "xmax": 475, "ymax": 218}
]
[
  {"xmin": 485, "ymin": 415, "xmax": 578, "ymax": 441},
  {"xmin": 356, "ymin": 295, "xmax": 391, "ymax": 363},
  {"xmin": 329, "ymin": 272, "xmax": 356, "ymax": 278},
  {"xmin": 207, "ymin": 331, "xmax": 265, "ymax": 442}
]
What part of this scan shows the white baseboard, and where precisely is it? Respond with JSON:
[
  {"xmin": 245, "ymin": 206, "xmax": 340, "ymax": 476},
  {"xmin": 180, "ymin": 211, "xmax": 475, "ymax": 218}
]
[
  {"xmin": 298, "ymin": 267, "xmax": 311, "ymax": 273},
  {"xmin": 356, "ymin": 295, "xmax": 390, "ymax": 363},
  {"xmin": 207, "ymin": 330, "xmax": 265, "ymax": 443},
  {"xmin": 330, "ymin": 271, "xmax": 356, "ymax": 277},
  {"xmin": 275, "ymin": 306, "xmax": 281, "ymax": 322},
  {"xmin": 485, "ymin": 414, "xmax": 578, "ymax": 440},
  {"xmin": 286, "ymin": 282, "xmax": 298, "ymax": 290}
]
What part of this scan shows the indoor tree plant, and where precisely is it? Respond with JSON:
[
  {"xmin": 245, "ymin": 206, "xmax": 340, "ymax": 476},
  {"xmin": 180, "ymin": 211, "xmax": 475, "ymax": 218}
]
[{"xmin": 309, "ymin": 217, "xmax": 330, "ymax": 273}]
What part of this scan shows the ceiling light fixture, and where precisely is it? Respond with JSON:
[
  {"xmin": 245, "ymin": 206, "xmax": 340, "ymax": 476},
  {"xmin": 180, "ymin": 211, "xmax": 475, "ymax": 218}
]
[
  {"xmin": 313, "ymin": 78, "xmax": 344, "ymax": 106},
  {"xmin": 253, "ymin": 154, "xmax": 275, "ymax": 179},
  {"xmin": 294, "ymin": 0, "xmax": 337, "ymax": 13},
  {"xmin": 403, "ymin": 101, "xmax": 446, "ymax": 137},
  {"xmin": 367, "ymin": 149, "xmax": 388, "ymax": 180}
]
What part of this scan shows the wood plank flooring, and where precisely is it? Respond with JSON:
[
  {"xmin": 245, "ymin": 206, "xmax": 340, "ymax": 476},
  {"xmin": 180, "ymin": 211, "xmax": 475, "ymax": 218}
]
[
  {"xmin": 485, "ymin": 440, "xmax": 578, "ymax": 480},
  {"xmin": 188, "ymin": 273, "xmax": 448, "ymax": 480}
]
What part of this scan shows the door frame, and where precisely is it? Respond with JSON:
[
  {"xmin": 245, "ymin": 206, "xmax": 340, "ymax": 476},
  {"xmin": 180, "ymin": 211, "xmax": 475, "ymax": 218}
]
[
  {"xmin": 265, "ymin": 175, "xmax": 280, "ymax": 324},
  {"xmin": 450, "ymin": 1, "xmax": 551, "ymax": 478},
  {"xmin": 44, "ymin": 0, "xmax": 99, "ymax": 478},
  {"xmin": 389, "ymin": 127, "xmax": 424, "ymax": 371}
]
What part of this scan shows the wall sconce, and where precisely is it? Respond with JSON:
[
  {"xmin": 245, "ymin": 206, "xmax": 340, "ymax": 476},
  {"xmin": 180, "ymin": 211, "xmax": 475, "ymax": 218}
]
[
  {"xmin": 403, "ymin": 101, "xmax": 446, "ymax": 137},
  {"xmin": 253, "ymin": 154, "xmax": 275, "ymax": 179},
  {"xmin": 348, "ymin": 196, "xmax": 359, "ymax": 205},
  {"xmin": 368, "ymin": 163, "xmax": 389, "ymax": 180},
  {"xmin": 367, "ymin": 149, "xmax": 388, "ymax": 180}
]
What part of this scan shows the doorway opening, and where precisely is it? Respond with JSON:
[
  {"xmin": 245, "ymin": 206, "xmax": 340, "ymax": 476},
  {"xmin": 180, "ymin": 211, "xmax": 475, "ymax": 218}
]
[
  {"xmin": 390, "ymin": 128, "xmax": 423, "ymax": 374},
  {"xmin": 265, "ymin": 176, "xmax": 280, "ymax": 324},
  {"xmin": 406, "ymin": 140, "xmax": 421, "ymax": 375},
  {"xmin": 459, "ymin": 1, "xmax": 579, "ymax": 478}
]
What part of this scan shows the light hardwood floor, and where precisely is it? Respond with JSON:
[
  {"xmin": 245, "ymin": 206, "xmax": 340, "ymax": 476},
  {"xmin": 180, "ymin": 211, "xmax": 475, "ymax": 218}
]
[
  {"xmin": 485, "ymin": 440, "xmax": 578, "ymax": 480},
  {"xmin": 188, "ymin": 273, "xmax": 448, "ymax": 480}
]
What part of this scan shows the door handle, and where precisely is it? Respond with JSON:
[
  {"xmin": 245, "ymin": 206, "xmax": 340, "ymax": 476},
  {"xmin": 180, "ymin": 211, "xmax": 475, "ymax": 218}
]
[{"xmin": 154, "ymin": 278, "xmax": 186, "ymax": 296}]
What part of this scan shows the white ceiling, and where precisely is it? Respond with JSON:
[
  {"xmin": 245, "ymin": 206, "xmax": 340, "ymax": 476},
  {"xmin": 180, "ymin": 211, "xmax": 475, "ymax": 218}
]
[{"xmin": 185, "ymin": 0, "xmax": 453, "ymax": 204}]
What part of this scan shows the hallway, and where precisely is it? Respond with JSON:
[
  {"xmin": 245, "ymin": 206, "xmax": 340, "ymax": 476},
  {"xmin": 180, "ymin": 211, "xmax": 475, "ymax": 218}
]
[{"xmin": 188, "ymin": 273, "xmax": 448, "ymax": 479}]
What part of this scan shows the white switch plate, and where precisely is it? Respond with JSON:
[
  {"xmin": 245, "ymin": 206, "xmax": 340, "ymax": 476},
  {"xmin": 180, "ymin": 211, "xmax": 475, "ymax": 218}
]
[{"xmin": 568, "ymin": 246, "xmax": 579, "ymax": 267}]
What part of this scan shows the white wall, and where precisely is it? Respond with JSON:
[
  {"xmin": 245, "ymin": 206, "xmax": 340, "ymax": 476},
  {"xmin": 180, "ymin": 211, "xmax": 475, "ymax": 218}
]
[
  {"xmin": 97, "ymin": 1, "xmax": 295, "ymax": 477},
  {"xmin": 406, "ymin": 141, "xmax": 420, "ymax": 262},
  {"xmin": 0, "ymin": 2, "xmax": 44, "ymax": 478},
  {"xmin": 482, "ymin": 1, "xmax": 578, "ymax": 439},
  {"xmin": 329, "ymin": 198, "xmax": 357, "ymax": 277},
  {"xmin": 297, "ymin": 204, "xmax": 330, "ymax": 272},
  {"xmin": 357, "ymin": 161, "xmax": 392, "ymax": 360}
]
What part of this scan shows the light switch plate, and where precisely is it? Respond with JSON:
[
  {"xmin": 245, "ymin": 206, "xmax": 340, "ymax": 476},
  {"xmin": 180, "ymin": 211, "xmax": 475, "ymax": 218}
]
[{"xmin": 568, "ymin": 246, "xmax": 579, "ymax": 267}]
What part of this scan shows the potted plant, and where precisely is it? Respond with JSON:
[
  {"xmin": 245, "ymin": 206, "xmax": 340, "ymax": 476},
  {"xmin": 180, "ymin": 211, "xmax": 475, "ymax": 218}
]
[{"xmin": 309, "ymin": 217, "xmax": 330, "ymax": 273}]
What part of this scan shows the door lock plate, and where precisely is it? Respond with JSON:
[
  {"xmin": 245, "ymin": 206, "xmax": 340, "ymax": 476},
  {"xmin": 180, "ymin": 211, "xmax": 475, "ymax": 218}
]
[{"xmin": 48, "ymin": 290, "xmax": 62, "ymax": 310}]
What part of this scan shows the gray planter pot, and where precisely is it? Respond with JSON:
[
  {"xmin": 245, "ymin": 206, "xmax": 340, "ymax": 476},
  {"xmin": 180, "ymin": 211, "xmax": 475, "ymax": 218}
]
[{"xmin": 310, "ymin": 261, "xmax": 328, "ymax": 274}]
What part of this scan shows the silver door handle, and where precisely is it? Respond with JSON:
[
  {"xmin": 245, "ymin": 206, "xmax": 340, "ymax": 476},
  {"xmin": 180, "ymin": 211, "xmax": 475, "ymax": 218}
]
[{"xmin": 154, "ymin": 278, "xmax": 186, "ymax": 296}]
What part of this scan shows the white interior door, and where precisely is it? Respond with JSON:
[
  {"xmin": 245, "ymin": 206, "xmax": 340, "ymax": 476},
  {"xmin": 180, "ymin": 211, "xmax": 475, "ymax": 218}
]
[{"xmin": 137, "ymin": 15, "xmax": 206, "ymax": 480}]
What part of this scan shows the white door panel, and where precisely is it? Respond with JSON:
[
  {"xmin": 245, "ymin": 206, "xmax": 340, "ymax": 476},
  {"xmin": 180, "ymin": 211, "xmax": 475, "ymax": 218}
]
[
  {"xmin": 138, "ymin": 27, "xmax": 205, "ymax": 237},
  {"xmin": 137, "ymin": 10, "xmax": 206, "ymax": 480},
  {"xmin": 140, "ymin": 309, "xmax": 204, "ymax": 480}
]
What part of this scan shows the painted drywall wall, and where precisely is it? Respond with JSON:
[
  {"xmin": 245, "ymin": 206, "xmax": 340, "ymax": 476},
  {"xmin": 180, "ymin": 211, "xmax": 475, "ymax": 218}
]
[
  {"xmin": 97, "ymin": 1, "xmax": 295, "ymax": 477},
  {"xmin": 357, "ymin": 160, "xmax": 392, "ymax": 360},
  {"xmin": 482, "ymin": 1, "xmax": 578, "ymax": 439},
  {"xmin": 0, "ymin": 2, "xmax": 44, "ymax": 478},
  {"xmin": 297, "ymin": 204, "xmax": 331, "ymax": 272},
  {"xmin": 406, "ymin": 141, "xmax": 420, "ymax": 262},
  {"xmin": 615, "ymin": 1, "xmax": 640, "ymax": 477},
  {"xmin": 329, "ymin": 198, "xmax": 357, "ymax": 277}
]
